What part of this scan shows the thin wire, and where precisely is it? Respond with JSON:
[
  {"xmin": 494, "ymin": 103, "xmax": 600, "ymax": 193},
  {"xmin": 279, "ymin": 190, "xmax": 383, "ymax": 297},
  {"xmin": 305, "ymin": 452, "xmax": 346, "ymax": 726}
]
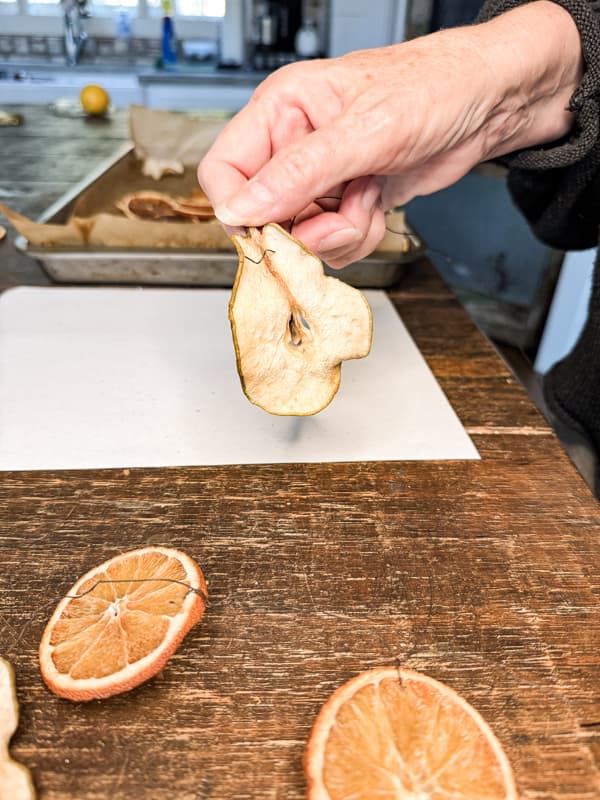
[
  {"xmin": 290, "ymin": 197, "xmax": 457, "ymax": 267},
  {"xmin": 244, "ymin": 248, "xmax": 276, "ymax": 265},
  {"xmin": 65, "ymin": 578, "xmax": 208, "ymax": 606},
  {"xmin": 385, "ymin": 224, "xmax": 456, "ymax": 267},
  {"xmin": 246, "ymin": 199, "xmax": 459, "ymax": 269}
]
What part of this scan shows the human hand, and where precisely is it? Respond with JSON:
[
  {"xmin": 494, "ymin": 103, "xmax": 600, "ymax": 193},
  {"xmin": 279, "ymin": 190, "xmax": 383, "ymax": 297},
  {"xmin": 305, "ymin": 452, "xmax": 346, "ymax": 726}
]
[{"xmin": 199, "ymin": 1, "xmax": 581, "ymax": 268}]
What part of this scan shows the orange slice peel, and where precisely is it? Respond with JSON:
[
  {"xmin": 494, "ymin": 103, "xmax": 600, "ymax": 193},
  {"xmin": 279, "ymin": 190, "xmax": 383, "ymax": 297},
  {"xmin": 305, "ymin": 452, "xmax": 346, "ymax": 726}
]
[
  {"xmin": 304, "ymin": 666, "xmax": 518, "ymax": 800},
  {"xmin": 39, "ymin": 546, "xmax": 207, "ymax": 702}
]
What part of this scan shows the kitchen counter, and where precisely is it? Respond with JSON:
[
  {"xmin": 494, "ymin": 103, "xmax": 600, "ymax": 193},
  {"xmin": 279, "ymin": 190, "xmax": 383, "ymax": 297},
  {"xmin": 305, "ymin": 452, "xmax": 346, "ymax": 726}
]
[
  {"xmin": 137, "ymin": 64, "xmax": 269, "ymax": 86},
  {"xmin": 0, "ymin": 61, "xmax": 267, "ymax": 109},
  {"xmin": 0, "ymin": 58, "xmax": 269, "ymax": 84},
  {"xmin": 0, "ymin": 58, "xmax": 269, "ymax": 78},
  {"xmin": 1, "ymin": 105, "xmax": 600, "ymax": 799}
]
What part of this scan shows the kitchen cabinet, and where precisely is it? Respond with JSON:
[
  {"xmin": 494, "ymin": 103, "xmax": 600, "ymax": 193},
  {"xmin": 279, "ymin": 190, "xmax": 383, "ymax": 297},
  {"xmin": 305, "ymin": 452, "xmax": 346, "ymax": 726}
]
[
  {"xmin": 0, "ymin": 63, "xmax": 262, "ymax": 111},
  {"xmin": 534, "ymin": 248, "xmax": 595, "ymax": 373},
  {"xmin": 136, "ymin": 66, "xmax": 263, "ymax": 111},
  {"xmin": 139, "ymin": 80, "xmax": 255, "ymax": 111},
  {"xmin": 328, "ymin": 0, "xmax": 399, "ymax": 56},
  {"xmin": 0, "ymin": 68, "xmax": 142, "ymax": 106},
  {"xmin": 406, "ymin": 169, "xmax": 564, "ymax": 351}
]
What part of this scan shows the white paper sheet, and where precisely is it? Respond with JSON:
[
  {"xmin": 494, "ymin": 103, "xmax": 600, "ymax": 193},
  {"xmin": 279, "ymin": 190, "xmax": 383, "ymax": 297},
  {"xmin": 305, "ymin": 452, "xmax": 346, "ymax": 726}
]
[{"xmin": 0, "ymin": 287, "xmax": 478, "ymax": 470}]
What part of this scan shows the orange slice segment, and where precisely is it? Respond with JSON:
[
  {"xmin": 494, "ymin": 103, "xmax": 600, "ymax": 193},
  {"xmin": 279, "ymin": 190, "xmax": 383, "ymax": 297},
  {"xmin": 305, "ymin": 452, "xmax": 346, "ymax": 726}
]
[
  {"xmin": 39, "ymin": 546, "xmax": 207, "ymax": 701},
  {"xmin": 304, "ymin": 667, "xmax": 518, "ymax": 800}
]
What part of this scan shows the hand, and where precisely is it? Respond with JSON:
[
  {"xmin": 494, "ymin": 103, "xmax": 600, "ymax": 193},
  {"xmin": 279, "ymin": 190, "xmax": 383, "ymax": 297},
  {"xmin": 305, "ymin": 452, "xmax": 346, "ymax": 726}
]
[{"xmin": 199, "ymin": 1, "xmax": 582, "ymax": 268}]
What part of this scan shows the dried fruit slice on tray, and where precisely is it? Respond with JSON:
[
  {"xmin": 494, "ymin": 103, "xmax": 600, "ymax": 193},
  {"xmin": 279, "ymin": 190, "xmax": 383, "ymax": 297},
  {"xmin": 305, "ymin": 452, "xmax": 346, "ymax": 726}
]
[
  {"xmin": 116, "ymin": 191, "xmax": 215, "ymax": 222},
  {"xmin": 39, "ymin": 546, "xmax": 207, "ymax": 701},
  {"xmin": 304, "ymin": 667, "xmax": 518, "ymax": 800},
  {"xmin": 0, "ymin": 658, "xmax": 35, "ymax": 800},
  {"xmin": 229, "ymin": 224, "xmax": 372, "ymax": 415},
  {"xmin": 174, "ymin": 189, "xmax": 214, "ymax": 210}
]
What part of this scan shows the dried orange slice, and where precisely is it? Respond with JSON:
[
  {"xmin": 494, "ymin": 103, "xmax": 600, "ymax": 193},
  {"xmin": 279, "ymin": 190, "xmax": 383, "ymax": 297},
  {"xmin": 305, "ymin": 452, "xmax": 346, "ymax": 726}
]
[
  {"xmin": 39, "ymin": 546, "xmax": 207, "ymax": 701},
  {"xmin": 304, "ymin": 667, "xmax": 518, "ymax": 800}
]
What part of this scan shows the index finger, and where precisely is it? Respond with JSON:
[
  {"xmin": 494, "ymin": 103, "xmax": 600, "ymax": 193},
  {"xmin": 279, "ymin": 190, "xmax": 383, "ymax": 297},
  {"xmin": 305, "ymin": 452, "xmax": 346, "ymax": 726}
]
[{"xmin": 198, "ymin": 99, "xmax": 276, "ymax": 216}]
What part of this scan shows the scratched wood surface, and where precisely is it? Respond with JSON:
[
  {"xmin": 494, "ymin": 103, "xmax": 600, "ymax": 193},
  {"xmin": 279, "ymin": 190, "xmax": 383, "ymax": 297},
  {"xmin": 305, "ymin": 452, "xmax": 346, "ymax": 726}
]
[
  {"xmin": 1, "ymin": 266, "xmax": 599, "ymax": 800},
  {"xmin": 1, "ymin": 107, "xmax": 599, "ymax": 800}
]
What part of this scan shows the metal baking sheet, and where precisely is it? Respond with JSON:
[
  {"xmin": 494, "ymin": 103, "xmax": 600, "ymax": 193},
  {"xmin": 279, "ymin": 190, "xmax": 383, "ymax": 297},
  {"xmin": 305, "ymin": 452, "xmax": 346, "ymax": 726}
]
[{"xmin": 15, "ymin": 144, "xmax": 425, "ymax": 288}]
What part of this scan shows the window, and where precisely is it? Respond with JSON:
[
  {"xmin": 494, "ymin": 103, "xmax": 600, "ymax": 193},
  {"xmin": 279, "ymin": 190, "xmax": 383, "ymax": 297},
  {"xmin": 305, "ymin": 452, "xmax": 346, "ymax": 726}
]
[
  {"xmin": 0, "ymin": 0, "xmax": 225, "ymax": 17},
  {"xmin": 174, "ymin": 0, "xmax": 225, "ymax": 15},
  {"xmin": 28, "ymin": 0, "xmax": 66, "ymax": 13},
  {"xmin": 93, "ymin": 0, "xmax": 138, "ymax": 9},
  {"xmin": 145, "ymin": 0, "xmax": 225, "ymax": 16}
]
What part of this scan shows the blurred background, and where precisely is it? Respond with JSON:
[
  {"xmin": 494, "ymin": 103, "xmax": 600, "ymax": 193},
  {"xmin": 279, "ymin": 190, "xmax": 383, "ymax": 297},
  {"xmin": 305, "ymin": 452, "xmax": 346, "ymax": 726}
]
[{"xmin": 0, "ymin": 0, "xmax": 594, "ymax": 484}]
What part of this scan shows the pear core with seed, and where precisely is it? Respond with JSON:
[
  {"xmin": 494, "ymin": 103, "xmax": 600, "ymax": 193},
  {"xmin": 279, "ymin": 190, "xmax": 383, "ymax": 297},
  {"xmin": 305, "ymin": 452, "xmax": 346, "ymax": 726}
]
[{"xmin": 228, "ymin": 224, "xmax": 373, "ymax": 416}]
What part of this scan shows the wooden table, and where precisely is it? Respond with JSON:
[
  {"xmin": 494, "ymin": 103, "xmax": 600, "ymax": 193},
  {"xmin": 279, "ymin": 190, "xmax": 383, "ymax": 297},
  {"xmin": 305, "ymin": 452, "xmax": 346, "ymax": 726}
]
[{"xmin": 1, "ymin": 108, "xmax": 599, "ymax": 800}]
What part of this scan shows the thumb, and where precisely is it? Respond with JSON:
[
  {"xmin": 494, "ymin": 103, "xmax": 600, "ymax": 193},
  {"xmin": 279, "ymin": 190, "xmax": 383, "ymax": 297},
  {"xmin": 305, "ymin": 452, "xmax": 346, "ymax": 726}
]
[{"xmin": 214, "ymin": 121, "xmax": 373, "ymax": 227}]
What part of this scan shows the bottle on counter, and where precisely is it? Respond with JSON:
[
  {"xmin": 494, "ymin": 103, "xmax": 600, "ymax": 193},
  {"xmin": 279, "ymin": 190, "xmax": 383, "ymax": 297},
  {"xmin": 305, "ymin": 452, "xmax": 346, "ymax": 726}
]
[
  {"xmin": 115, "ymin": 8, "xmax": 131, "ymax": 40},
  {"xmin": 295, "ymin": 20, "xmax": 319, "ymax": 59},
  {"xmin": 161, "ymin": 0, "xmax": 177, "ymax": 66},
  {"xmin": 114, "ymin": 7, "xmax": 131, "ymax": 55}
]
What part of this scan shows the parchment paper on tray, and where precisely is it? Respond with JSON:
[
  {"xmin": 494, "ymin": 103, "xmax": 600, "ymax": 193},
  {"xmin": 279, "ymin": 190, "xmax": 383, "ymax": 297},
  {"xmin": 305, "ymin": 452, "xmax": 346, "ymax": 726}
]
[
  {"xmin": 129, "ymin": 104, "xmax": 231, "ymax": 179},
  {"xmin": 0, "ymin": 203, "xmax": 233, "ymax": 250},
  {"xmin": 0, "ymin": 105, "xmax": 237, "ymax": 250},
  {"xmin": 0, "ymin": 104, "xmax": 417, "ymax": 257}
]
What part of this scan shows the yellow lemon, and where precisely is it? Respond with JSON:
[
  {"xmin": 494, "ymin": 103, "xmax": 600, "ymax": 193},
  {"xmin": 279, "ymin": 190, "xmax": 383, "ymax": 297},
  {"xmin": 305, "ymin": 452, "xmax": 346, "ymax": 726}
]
[{"xmin": 80, "ymin": 84, "xmax": 110, "ymax": 116}]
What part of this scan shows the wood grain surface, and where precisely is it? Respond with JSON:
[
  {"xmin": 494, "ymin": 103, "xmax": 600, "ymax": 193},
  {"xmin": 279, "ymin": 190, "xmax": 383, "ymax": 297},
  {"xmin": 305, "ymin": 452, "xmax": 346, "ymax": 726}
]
[{"xmin": 0, "ymin": 108, "xmax": 599, "ymax": 800}]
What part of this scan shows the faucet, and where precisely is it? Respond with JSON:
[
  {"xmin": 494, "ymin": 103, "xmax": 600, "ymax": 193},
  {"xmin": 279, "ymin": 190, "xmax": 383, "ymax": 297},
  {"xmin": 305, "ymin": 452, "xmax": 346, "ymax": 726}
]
[{"xmin": 62, "ymin": 0, "xmax": 89, "ymax": 66}]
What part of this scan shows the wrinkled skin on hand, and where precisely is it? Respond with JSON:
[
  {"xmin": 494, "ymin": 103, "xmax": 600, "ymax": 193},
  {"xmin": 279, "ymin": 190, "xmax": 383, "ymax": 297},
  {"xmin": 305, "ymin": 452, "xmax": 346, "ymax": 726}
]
[{"xmin": 199, "ymin": 1, "xmax": 582, "ymax": 268}]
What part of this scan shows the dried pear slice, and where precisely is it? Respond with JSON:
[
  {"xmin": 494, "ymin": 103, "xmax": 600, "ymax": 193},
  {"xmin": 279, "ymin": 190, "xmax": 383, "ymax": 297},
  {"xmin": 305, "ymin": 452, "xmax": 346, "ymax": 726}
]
[
  {"xmin": 116, "ymin": 193, "xmax": 179, "ymax": 220},
  {"xmin": 229, "ymin": 224, "xmax": 372, "ymax": 416},
  {"xmin": 0, "ymin": 658, "xmax": 35, "ymax": 800},
  {"xmin": 175, "ymin": 189, "xmax": 213, "ymax": 209},
  {"xmin": 116, "ymin": 191, "xmax": 215, "ymax": 221}
]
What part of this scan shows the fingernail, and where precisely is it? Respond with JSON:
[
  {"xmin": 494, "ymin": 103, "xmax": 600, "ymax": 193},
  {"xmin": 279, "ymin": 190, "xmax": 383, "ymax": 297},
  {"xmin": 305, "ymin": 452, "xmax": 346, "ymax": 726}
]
[
  {"xmin": 215, "ymin": 179, "xmax": 276, "ymax": 226},
  {"xmin": 317, "ymin": 228, "xmax": 362, "ymax": 254}
]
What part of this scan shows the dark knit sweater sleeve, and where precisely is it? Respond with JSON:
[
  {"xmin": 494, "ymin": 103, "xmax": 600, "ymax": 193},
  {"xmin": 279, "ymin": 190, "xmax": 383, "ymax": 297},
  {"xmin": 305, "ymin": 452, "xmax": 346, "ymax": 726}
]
[{"xmin": 477, "ymin": 0, "xmax": 600, "ymax": 250}]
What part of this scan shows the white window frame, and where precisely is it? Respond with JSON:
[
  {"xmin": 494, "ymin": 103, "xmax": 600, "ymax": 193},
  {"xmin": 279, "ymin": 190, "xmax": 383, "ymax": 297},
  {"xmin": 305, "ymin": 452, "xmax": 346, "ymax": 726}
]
[{"xmin": 0, "ymin": 0, "xmax": 225, "ymax": 38}]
